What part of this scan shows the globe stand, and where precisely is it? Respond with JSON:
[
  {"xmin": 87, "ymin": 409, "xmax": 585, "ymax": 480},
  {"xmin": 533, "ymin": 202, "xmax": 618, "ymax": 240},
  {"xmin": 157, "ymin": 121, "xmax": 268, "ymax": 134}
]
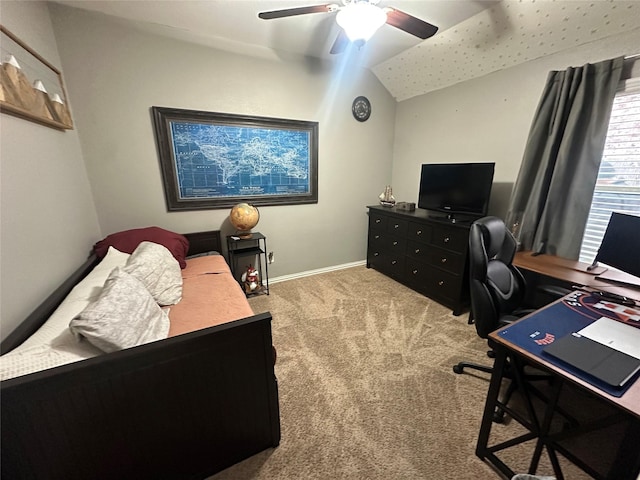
[{"xmin": 236, "ymin": 230, "xmax": 253, "ymax": 239}]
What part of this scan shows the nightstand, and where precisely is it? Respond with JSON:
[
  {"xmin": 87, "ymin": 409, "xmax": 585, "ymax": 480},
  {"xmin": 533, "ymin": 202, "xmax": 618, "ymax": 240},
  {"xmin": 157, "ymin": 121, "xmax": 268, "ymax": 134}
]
[{"xmin": 227, "ymin": 232, "xmax": 270, "ymax": 297}]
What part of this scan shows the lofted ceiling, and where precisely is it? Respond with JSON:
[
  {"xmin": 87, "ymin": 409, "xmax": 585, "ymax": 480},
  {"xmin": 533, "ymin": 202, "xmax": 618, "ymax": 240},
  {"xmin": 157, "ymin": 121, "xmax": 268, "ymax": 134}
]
[{"xmin": 54, "ymin": 1, "xmax": 640, "ymax": 101}]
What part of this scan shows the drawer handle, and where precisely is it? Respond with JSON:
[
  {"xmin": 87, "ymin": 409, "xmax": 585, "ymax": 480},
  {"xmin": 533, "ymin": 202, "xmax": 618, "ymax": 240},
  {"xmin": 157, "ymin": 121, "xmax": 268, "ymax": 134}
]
[
  {"xmin": 412, "ymin": 269, "xmax": 418, "ymax": 275},
  {"xmin": 375, "ymin": 235, "xmax": 380, "ymax": 239},
  {"xmin": 416, "ymin": 230, "xmax": 422, "ymax": 235},
  {"xmin": 441, "ymin": 258, "xmax": 447, "ymax": 263},
  {"xmin": 376, "ymin": 219, "xmax": 381, "ymax": 223},
  {"xmin": 393, "ymin": 241, "xmax": 398, "ymax": 246},
  {"xmin": 443, "ymin": 237, "xmax": 450, "ymax": 243},
  {"xmin": 394, "ymin": 224, "xmax": 399, "ymax": 229},
  {"xmin": 374, "ymin": 253, "xmax": 379, "ymax": 257},
  {"xmin": 415, "ymin": 248, "xmax": 420, "ymax": 254},
  {"xmin": 391, "ymin": 260, "xmax": 397, "ymax": 265},
  {"xmin": 438, "ymin": 280, "xmax": 445, "ymax": 286}
]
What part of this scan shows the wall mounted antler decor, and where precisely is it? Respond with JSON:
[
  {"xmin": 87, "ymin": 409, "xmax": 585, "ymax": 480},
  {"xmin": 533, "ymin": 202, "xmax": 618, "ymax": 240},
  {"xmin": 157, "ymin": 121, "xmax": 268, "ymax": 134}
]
[{"xmin": 0, "ymin": 25, "xmax": 73, "ymax": 130}]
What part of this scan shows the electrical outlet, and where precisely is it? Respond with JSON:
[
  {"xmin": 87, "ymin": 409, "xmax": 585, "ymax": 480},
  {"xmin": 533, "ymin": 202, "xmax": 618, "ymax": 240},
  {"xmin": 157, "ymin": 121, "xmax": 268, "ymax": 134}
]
[{"xmin": 268, "ymin": 252, "xmax": 274, "ymax": 264}]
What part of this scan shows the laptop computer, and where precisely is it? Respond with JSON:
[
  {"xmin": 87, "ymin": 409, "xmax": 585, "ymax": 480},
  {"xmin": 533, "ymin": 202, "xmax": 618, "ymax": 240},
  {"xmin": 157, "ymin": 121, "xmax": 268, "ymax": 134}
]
[
  {"xmin": 578, "ymin": 317, "xmax": 640, "ymax": 359},
  {"xmin": 543, "ymin": 321, "xmax": 640, "ymax": 388}
]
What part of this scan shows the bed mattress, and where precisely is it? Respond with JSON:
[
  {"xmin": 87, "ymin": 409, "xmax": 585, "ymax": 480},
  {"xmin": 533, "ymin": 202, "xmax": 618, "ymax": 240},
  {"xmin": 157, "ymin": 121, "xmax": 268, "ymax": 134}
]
[{"xmin": 0, "ymin": 251, "xmax": 253, "ymax": 381}]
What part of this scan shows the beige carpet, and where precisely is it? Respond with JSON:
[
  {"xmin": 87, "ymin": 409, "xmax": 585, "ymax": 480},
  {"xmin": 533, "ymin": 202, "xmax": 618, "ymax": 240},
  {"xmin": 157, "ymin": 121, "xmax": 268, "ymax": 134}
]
[{"xmin": 209, "ymin": 266, "xmax": 595, "ymax": 480}]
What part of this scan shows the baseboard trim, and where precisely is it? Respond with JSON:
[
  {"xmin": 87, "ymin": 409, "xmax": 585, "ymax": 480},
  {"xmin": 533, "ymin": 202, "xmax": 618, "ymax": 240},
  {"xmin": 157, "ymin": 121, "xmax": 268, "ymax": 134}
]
[{"xmin": 269, "ymin": 260, "xmax": 367, "ymax": 284}]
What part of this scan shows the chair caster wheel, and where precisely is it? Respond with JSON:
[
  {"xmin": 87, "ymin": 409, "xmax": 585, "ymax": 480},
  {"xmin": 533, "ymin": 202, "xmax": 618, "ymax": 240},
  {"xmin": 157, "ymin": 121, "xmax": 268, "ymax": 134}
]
[
  {"xmin": 453, "ymin": 364, "xmax": 464, "ymax": 374},
  {"xmin": 492, "ymin": 410, "xmax": 505, "ymax": 423}
]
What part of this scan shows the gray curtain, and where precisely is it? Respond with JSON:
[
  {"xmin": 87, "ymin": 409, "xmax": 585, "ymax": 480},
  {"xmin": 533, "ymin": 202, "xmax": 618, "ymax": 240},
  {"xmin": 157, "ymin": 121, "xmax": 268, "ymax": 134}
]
[{"xmin": 506, "ymin": 57, "xmax": 624, "ymax": 259}]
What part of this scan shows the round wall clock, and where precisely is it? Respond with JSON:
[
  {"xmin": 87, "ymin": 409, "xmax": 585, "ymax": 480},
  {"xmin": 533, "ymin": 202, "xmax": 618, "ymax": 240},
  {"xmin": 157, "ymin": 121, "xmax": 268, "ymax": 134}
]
[{"xmin": 352, "ymin": 96, "xmax": 371, "ymax": 122}]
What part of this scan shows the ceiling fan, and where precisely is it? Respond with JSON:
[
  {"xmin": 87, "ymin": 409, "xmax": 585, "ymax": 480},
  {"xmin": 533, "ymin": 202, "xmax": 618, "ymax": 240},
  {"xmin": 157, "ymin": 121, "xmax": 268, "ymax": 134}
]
[{"xmin": 258, "ymin": 0, "xmax": 438, "ymax": 55}]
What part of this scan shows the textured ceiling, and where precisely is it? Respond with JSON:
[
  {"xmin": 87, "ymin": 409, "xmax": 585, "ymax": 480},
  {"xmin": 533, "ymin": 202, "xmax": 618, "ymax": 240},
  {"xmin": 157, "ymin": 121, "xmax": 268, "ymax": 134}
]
[
  {"xmin": 53, "ymin": 0, "xmax": 490, "ymax": 68},
  {"xmin": 52, "ymin": 1, "xmax": 640, "ymax": 102},
  {"xmin": 375, "ymin": 1, "xmax": 640, "ymax": 101}
]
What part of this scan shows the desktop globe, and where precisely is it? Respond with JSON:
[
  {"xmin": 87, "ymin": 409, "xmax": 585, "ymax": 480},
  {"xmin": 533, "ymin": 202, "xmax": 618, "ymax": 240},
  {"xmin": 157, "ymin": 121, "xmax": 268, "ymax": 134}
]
[{"xmin": 229, "ymin": 203, "xmax": 260, "ymax": 238}]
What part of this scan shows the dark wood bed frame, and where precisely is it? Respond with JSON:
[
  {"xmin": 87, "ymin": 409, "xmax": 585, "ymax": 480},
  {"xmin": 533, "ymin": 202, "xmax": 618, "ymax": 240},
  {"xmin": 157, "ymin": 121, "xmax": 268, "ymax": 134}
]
[{"xmin": 0, "ymin": 230, "xmax": 280, "ymax": 480}]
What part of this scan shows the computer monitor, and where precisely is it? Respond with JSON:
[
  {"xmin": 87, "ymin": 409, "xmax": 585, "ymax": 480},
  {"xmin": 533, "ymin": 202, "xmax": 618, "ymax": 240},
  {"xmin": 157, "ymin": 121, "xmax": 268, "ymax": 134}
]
[{"xmin": 592, "ymin": 212, "xmax": 640, "ymax": 283}]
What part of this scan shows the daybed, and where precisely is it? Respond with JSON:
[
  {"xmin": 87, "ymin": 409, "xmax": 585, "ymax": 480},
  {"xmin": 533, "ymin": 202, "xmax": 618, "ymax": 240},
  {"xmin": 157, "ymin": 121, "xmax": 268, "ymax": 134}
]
[{"xmin": 0, "ymin": 229, "xmax": 280, "ymax": 480}]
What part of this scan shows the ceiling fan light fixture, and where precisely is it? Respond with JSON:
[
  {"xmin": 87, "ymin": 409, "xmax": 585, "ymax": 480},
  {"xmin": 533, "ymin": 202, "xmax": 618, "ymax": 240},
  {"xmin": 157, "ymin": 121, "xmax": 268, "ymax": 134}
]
[{"xmin": 336, "ymin": 2, "xmax": 387, "ymax": 45}]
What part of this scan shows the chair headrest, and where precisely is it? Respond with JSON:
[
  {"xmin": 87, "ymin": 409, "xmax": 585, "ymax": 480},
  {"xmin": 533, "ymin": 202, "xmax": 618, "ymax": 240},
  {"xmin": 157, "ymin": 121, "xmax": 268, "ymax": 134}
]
[
  {"xmin": 469, "ymin": 216, "xmax": 517, "ymax": 281},
  {"xmin": 475, "ymin": 216, "xmax": 509, "ymax": 259},
  {"xmin": 468, "ymin": 216, "xmax": 524, "ymax": 336}
]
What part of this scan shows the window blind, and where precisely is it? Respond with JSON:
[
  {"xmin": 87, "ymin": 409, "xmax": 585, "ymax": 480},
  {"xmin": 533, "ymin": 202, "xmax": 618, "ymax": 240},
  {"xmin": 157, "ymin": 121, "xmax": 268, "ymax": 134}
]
[{"xmin": 579, "ymin": 79, "xmax": 640, "ymax": 265}]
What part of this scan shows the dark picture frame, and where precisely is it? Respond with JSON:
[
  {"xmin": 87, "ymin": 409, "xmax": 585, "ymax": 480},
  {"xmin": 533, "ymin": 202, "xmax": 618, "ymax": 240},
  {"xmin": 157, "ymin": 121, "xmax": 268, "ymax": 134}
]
[{"xmin": 152, "ymin": 106, "xmax": 319, "ymax": 211}]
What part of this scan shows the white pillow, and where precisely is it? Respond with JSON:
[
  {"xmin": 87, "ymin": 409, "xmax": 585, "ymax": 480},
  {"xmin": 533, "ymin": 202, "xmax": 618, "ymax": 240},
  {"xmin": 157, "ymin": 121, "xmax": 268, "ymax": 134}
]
[
  {"xmin": 14, "ymin": 246, "xmax": 131, "ymax": 351},
  {"xmin": 66, "ymin": 245, "xmax": 132, "ymax": 301},
  {"xmin": 123, "ymin": 241, "xmax": 183, "ymax": 306},
  {"xmin": 69, "ymin": 267, "xmax": 170, "ymax": 353}
]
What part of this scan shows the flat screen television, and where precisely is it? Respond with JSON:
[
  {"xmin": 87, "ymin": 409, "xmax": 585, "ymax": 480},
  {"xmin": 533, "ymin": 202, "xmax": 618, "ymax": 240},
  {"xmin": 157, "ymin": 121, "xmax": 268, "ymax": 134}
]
[{"xmin": 418, "ymin": 162, "xmax": 495, "ymax": 220}]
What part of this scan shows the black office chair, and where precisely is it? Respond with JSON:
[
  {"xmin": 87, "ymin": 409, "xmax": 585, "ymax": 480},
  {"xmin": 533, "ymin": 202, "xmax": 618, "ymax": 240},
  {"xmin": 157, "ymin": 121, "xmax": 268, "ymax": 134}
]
[{"xmin": 453, "ymin": 216, "xmax": 565, "ymax": 422}]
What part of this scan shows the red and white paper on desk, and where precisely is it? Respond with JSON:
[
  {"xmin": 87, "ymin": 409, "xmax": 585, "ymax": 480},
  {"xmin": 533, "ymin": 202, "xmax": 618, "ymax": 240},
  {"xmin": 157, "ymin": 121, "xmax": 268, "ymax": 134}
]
[{"xmin": 589, "ymin": 299, "xmax": 640, "ymax": 329}]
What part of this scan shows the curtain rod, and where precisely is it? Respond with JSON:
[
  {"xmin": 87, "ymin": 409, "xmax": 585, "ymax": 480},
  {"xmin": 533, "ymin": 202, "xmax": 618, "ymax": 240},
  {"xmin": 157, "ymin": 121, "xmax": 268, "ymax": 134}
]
[{"xmin": 625, "ymin": 53, "xmax": 640, "ymax": 60}]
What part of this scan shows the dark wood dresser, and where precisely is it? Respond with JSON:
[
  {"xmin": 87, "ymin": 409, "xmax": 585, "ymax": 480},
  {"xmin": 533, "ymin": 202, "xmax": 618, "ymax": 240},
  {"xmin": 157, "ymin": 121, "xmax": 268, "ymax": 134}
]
[{"xmin": 366, "ymin": 205, "xmax": 471, "ymax": 315}]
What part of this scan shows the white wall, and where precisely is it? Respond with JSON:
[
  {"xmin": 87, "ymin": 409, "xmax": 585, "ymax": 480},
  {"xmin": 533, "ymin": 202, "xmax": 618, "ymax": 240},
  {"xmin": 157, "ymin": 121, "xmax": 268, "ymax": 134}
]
[
  {"xmin": 48, "ymin": 3, "xmax": 397, "ymax": 279},
  {"xmin": 0, "ymin": 1, "xmax": 101, "ymax": 341},
  {"xmin": 391, "ymin": 28, "xmax": 640, "ymax": 220}
]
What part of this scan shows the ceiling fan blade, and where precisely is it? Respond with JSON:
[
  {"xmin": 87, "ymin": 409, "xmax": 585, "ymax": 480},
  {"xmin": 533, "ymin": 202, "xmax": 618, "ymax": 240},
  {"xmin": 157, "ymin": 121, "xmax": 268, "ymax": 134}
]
[
  {"xmin": 385, "ymin": 8, "xmax": 438, "ymax": 40},
  {"xmin": 258, "ymin": 4, "xmax": 335, "ymax": 20},
  {"xmin": 329, "ymin": 30, "xmax": 349, "ymax": 55}
]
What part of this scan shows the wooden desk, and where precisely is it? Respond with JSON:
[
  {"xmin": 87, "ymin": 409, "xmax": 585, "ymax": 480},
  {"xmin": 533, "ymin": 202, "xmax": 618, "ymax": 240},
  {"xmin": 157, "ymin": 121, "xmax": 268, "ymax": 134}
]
[
  {"xmin": 476, "ymin": 293, "xmax": 640, "ymax": 479},
  {"xmin": 514, "ymin": 251, "xmax": 640, "ymax": 302}
]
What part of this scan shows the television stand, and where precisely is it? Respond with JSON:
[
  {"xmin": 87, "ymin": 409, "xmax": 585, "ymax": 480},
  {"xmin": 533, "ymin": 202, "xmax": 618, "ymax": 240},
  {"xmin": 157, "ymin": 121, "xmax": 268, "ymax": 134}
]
[{"xmin": 366, "ymin": 205, "xmax": 471, "ymax": 316}]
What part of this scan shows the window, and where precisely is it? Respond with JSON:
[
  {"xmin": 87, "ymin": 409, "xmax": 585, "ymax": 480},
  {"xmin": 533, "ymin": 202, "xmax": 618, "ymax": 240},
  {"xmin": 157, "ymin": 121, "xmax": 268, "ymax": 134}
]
[{"xmin": 579, "ymin": 78, "xmax": 640, "ymax": 265}]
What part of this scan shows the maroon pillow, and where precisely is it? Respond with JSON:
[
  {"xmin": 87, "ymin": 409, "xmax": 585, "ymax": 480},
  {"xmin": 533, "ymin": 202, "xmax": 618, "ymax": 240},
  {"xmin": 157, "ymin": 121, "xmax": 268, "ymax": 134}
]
[{"xmin": 93, "ymin": 227, "xmax": 190, "ymax": 268}]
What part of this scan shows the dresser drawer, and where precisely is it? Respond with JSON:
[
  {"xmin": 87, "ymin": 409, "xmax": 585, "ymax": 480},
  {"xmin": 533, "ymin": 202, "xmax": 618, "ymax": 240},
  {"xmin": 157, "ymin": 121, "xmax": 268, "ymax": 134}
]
[
  {"xmin": 368, "ymin": 230, "xmax": 385, "ymax": 250},
  {"xmin": 405, "ymin": 261, "xmax": 463, "ymax": 302},
  {"xmin": 430, "ymin": 225, "xmax": 468, "ymax": 252},
  {"xmin": 407, "ymin": 222, "xmax": 433, "ymax": 244},
  {"xmin": 406, "ymin": 241, "xmax": 465, "ymax": 274},
  {"xmin": 386, "ymin": 217, "xmax": 408, "ymax": 237},
  {"xmin": 368, "ymin": 250, "xmax": 405, "ymax": 278},
  {"xmin": 427, "ymin": 269, "xmax": 464, "ymax": 304},
  {"xmin": 369, "ymin": 211, "xmax": 388, "ymax": 231},
  {"xmin": 369, "ymin": 231, "xmax": 406, "ymax": 253}
]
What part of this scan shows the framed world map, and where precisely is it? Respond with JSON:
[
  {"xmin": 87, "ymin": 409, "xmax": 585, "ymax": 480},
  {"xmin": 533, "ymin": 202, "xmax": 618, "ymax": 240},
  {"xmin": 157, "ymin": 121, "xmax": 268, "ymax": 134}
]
[{"xmin": 152, "ymin": 106, "xmax": 318, "ymax": 211}]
